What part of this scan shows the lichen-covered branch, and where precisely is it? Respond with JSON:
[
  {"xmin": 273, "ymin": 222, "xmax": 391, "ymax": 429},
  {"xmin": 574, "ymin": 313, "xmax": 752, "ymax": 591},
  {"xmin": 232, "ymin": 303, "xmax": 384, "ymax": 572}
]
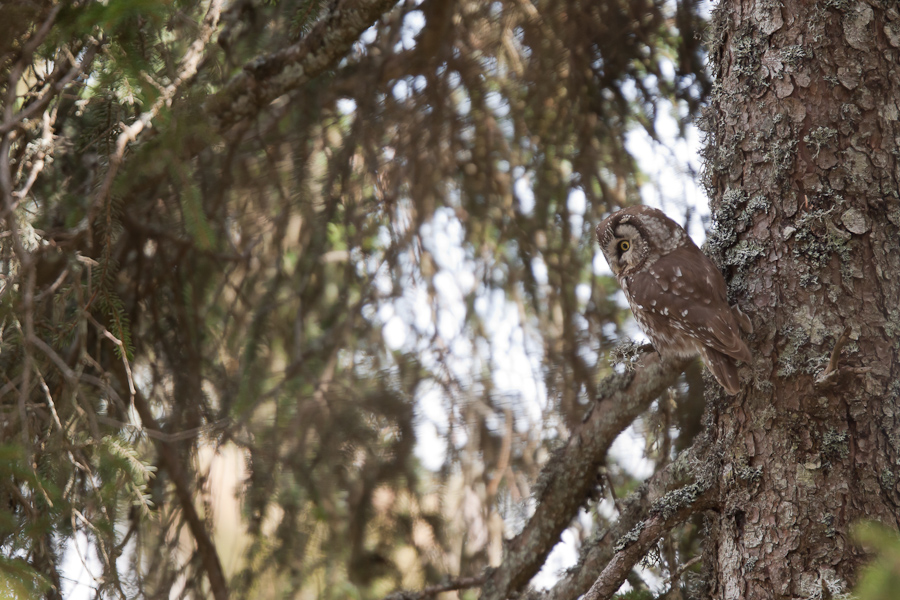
[
  {"xmin": 479, "ymin": 352, "xmax": 692, "ymax": 600},
  {"xmin": 581, "ymin": 484, "xmax": 716, "ymax": 600},
  {"xmin": 206, "ymin": 0, "xmax": 400, "ymax": 132},
  {"xmin": 528, "ymin": 444, "xmax": 717, "ymax": 600}
]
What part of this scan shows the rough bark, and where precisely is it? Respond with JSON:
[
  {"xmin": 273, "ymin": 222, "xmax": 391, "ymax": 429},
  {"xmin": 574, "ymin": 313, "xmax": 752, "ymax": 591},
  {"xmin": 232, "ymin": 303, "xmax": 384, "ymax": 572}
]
[{"xmin": 701, "ymin": 0, "xmax": 900, "ymax": 597}]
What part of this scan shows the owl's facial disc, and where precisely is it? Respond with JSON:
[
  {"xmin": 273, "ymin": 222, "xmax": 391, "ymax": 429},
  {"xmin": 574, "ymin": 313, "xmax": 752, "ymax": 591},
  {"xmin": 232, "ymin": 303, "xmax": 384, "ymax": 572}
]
[{"xmin": 607, "ymin": 224, "xmax": 641, "ymax": 275}]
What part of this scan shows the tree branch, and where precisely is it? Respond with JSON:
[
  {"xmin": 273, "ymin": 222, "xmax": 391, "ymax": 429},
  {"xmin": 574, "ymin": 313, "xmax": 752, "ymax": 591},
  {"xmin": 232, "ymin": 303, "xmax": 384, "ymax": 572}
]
[
  {"xmin": 384, "ymin": 574, "xmax": 488, "ymax": 600},
  {"xmin": 90, "ymin": 0, "xmax": 224, "ymax": 222},
  {"xmin": 479, "ymin": 352, "xmax": 692, "ymax": 600},
  {"xmin": 581, "ymin": 485, "xmax": 716, "ymax": 600},
  {"xmin": 0, "ymin": 40, "xmax": 100, "ymax": 137},
  {"xmin": 130, "ymin": 390, "xmax": 230, "ymax": 600},
  {"xmin": 206, "ymin": 0, "xmax": 400, "ymax": 132},
  {"xmin": 528, "ymin": 442, "xmax": 717, "ymax": 600}
]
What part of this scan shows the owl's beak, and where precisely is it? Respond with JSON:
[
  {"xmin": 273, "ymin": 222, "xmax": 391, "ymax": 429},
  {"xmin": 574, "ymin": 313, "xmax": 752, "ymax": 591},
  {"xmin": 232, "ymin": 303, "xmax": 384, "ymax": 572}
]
[{"xmin": 609, "ymin": 258, "xmax": 622, "ymax": 276}]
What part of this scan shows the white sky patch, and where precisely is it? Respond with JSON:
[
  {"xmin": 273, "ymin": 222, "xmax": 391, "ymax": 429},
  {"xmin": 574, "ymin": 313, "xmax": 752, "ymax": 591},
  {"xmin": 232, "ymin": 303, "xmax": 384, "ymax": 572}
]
[
  {"xmin": 530, "ymin": 257, "xmax": 549, "ymax": 286},
  {"xmin": 422, "ymin": 208, "xmax": 469, "ymax": 272},
  {"xmin": 575, "ymin": 282, "xmax": 592, "ymax": 306},
  {"xmin": 414, "ymin": 421, "xmax": 447, "ymax": 471},
  {"xmin": 398, "ymin": 10, "xmax": 425, "ymax": 51},
  {"xmin": 609, "ymin": 421, "xmax": 656, "ymax": 480},
  {"xmin": 415, "ymin": 384, "xmax": 450, "ymax": 470},
  {"xmin": 515, "ymin": 173, "xmax": 536, "ymax": 215},
  {"xmin": 373, "ymin": 265, "xmax": 393, "ymax": 295},
  {"xmin": 433, "ymin": 271, "xmax": 466, "ymax": 338},
  {"xmin": 624, "ymin": 98, "xmax": 708, "ymax": 243},
  {"xmin": 392, "ymin": 79, "xmax": 410, "ymax": 101},
  {"xmin": 593, "ymin": 251, "xmax": 614, "ymax": 277},
  {"xmin": 60, "ymin": 531, "xmax": 103, "ymax": 600},
  {"xmin": 568, "ymin": 188, "xmax": 586, "ymax": 232},
  {"xmin": 383, "ymin": 314, "xmax": 408, "ymax": 350},
  {"xmin": 336, "ymin": 98, "xmax": 357, "ymax": 115},
  {"xmin": 531, "ymin": 527, "xmax": 581, "ymax": 589},
  {"xmin": 567, "ymin": 188, "xmax": 586, "ymax": 214},
  {"xmin": 479, "ymin": 288, "xmax": 547, "ymax": 428}
]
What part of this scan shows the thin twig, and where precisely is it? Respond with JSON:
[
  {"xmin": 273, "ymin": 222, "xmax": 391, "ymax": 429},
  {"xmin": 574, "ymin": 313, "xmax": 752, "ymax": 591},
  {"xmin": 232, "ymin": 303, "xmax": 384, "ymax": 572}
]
[
  {"xmin": 13, "ymin": 105, "xmax": 58, "ymax": 200},
  {"xmin": 0, "ymin": 40, "xmax": 100, "ymax": 136},
  {"xmin": 85, "ymin": 312, "xmax": 136, "ymax": 400},
  {"xmin": 28, "ymin": 334, "xmax": 76, "ymax": 382},
  {"xmin": 666, "ymin": 555, "xmax": 702, "ymax": 588},
  {"xmin": 94, "ymin": 414, "xmax": 220, "ymax": 443},
  {"xmin": 384, "ymin": 574, "xmax": 488, "ymax": 600}
]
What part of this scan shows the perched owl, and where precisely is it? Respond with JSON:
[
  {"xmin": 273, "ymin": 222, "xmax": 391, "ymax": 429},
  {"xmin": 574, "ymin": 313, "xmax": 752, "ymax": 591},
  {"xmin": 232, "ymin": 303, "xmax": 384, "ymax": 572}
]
[{"xmin": 596, "ymin": 206, "xmax": 752, "ymax": 395}]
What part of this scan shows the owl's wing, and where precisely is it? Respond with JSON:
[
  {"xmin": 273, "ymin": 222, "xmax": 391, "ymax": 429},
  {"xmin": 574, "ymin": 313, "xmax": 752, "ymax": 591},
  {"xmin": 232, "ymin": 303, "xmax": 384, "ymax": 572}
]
[{"xmin": 628, "ymin": 249, "xmax": 751, "ymax": 363}]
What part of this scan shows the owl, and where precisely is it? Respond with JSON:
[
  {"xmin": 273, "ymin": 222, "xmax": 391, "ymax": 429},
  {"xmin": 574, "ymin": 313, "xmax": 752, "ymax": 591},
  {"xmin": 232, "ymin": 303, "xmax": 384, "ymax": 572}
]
[{"xmin": 596, "ymin": 206, "xmax": 752, "ymax": 395}]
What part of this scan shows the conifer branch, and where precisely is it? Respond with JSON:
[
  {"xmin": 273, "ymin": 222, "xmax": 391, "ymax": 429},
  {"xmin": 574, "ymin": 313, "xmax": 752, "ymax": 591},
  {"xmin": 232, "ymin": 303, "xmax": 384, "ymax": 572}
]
[{"xmin": 207, "ymin": 0, "xmax": 399, "ymax": 131}]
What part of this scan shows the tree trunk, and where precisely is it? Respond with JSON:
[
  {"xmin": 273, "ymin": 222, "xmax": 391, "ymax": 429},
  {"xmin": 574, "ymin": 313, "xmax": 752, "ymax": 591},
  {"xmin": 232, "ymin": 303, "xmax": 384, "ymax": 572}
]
[{"xmin": 701, "ymin": 0, "xmax": 900, "ymax": 596}]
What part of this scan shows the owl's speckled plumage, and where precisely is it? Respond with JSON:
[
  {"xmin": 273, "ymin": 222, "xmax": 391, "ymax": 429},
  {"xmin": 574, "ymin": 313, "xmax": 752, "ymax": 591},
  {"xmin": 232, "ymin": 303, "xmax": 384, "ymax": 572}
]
[{"xmin": 597, "ymin": 206, "xmax": 752, "ymax": 395}]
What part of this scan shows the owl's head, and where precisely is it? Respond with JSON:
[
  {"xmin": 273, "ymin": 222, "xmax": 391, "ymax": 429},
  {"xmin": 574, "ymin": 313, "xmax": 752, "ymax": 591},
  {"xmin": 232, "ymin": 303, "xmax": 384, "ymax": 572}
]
[{"xmin": 596, "ymin": 206, "xmax": 689, "ymax": 277}]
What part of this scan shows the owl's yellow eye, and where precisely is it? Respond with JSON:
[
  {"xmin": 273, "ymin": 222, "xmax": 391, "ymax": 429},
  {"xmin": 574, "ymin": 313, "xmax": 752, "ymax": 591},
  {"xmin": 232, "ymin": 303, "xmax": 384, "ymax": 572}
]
[{"xmin": 618, "ymin": 240, "xmax": 630, "ymax": 252}]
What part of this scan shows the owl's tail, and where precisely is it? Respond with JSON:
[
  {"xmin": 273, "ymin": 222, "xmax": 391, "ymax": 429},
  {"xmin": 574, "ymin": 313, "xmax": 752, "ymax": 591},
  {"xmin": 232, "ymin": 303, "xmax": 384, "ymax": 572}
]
[{"xmin": 700, "ymin": 347, "xmax": 743, "ymax": 395}]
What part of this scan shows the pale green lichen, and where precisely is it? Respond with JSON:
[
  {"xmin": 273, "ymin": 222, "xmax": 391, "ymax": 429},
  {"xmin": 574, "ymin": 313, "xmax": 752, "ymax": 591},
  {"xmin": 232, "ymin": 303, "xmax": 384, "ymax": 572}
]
[
  {"xmin": 614, "ymin": 521, "xmax": 645, "ymax": 552},
  {"xmin": 732, "ymin": 27, "xmax": 762, "ymax": 80},
  {"xmin": 650, "ymin": 482, "xmax": 707, "ymax": 520},
  {"xmin": 791, "ymin": 207, "xmax": 854, "ymax": 287},
  {"xmin": 822, "ymin": 513, "xmax": 837, "ymax": 539},
  {"xmin": 724, "ymin": 240, "xmax": 766, "ymax": 270},
  {"xmin": 777, "ymin": 326, "xmax": 810, "ymax": 377},
  {"xmin": 609, "ymin": 338, "xmax": 650, "ymax": 372},
  {"xmin": 781, "ymin": 45, "xmax": 809, "ymax": 67},
  {"xmin": 880, "ymin": 468, "xmax": 896, "ymax": 491},
  {"xmin": 821, "ymin": 428, "xmax": 850, "ymax": 463},
  {"xmin": 803, "ymin": 126, "xmax": 838, "ymax": 158},
  {"xmin": 762, "ymin": 137, "xmax": 799, "ymax": 183},
  {"xmin": 737, "ymin": 465, "xmax": 763, "ymax": 483}
]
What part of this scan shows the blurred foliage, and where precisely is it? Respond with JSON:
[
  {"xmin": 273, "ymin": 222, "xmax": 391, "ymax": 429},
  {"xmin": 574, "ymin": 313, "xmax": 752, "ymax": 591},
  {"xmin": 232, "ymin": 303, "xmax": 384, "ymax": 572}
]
[
  {"xmin": 854, "ymin": 522, "xmax": 900, "ymax": 600},
  {"xmin": 0, "ymin": 0, "xmax": 708, "ymax": 597}
]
